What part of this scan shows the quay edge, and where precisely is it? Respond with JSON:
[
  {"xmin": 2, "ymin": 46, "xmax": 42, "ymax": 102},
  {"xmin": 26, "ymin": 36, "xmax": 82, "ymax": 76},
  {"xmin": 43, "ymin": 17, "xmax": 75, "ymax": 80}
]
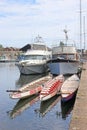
[{"xmin": 69, "ymin": 62, "xmax": 87, "ymax": 130}]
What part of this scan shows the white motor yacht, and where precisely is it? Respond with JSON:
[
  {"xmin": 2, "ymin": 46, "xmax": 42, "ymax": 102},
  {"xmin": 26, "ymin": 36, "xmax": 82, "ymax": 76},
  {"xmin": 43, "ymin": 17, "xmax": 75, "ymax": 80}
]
[{"xmin": 16, "ymin": 50, "xmax": 52, "ymax": 75}]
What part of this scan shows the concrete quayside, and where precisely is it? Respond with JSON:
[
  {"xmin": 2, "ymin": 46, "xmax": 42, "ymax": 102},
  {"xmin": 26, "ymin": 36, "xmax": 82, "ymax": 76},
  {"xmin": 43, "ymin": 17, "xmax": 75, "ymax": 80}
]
[{"xmin": 69, "ymin": 62, "xmax": 87, "ymax": 130}]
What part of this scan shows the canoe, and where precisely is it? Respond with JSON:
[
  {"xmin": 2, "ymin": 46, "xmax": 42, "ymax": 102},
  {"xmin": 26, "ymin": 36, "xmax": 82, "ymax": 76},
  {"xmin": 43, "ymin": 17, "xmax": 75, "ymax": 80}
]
[
  {"xmin": 40, "ymin": 75, "xmax": 64, "ymax": 101},
  {"xmin": 61, "ymin": 74, "xmax": 79, "ymax": 102},
  {"xmin": 8, "ymin": 75, "xmax": 52, "ymax": 99}
]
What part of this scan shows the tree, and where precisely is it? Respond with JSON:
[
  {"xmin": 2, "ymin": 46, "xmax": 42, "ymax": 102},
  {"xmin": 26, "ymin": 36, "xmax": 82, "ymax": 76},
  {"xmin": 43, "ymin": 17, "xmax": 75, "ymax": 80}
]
[
  {"xmin": 0, "ymin": 44, "xmax": 3, "ymax": 48},
  {"xmin": 59, "ymin": 41, "xmax": 64, "ymax": 46}
]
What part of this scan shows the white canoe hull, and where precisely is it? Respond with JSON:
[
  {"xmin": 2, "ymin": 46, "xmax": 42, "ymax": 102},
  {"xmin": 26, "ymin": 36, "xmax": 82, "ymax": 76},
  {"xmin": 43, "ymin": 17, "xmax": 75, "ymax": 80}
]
[
  {"xmin": 9, "ymin": 86, "xmax": 42, "ymax": 99},
  {"xmin": 61, "ymin": 74, "xmax": 79, "ymax": 101},
  {"xmin": 9, "ymin": 75, "xmax": 51, "ymax": 99}
]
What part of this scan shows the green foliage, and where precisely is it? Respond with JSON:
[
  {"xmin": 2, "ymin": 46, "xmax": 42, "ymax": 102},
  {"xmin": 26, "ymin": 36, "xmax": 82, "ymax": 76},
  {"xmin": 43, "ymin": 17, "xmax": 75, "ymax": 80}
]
[
  {"xmin": 59, "ymin": 41, "xmax": 64, "ymax": 46},
  {"xmin": 0, "ymin": 44, "xmax": 3, "ymax": 48}
]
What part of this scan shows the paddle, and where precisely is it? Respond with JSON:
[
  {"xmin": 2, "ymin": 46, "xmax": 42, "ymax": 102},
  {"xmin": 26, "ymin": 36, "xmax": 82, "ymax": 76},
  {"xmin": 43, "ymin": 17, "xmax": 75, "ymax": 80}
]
[{"xmin": 6, "ymin": 90, "xmax": 21, "ymax": 92}]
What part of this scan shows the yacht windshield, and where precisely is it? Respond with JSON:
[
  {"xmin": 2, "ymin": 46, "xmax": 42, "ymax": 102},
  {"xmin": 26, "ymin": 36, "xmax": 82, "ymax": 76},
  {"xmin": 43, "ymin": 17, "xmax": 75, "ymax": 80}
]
[{"xmin": 24, "ymin": 55, "xmax": 46, "ymax": 60}]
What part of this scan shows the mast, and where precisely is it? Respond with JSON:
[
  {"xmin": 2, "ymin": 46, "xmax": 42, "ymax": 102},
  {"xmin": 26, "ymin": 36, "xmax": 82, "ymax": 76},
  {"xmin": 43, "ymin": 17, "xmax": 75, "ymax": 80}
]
[
  {"xmin": 83, "ymin": 16, "xmax": 86, "ymax": 51},
  {"xmin": 80, "ymin": 0, "xmax": 82, "ymax": 55},
  {"xmin": 63, "ymin": 28, "xmax": 68, "ymax": 45}
]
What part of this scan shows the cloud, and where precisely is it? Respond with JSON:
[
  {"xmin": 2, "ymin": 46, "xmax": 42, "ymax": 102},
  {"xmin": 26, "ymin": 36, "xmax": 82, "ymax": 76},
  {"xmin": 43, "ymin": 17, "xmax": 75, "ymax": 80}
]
[{"xmin": 0, "ymin": 0, "xmax": 87, "ymax": 49}]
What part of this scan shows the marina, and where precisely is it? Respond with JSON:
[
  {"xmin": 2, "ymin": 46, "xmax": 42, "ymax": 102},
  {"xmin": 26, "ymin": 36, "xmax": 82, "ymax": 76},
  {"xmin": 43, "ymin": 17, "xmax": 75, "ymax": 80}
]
[
  {"xmin": 0, "ymin": 58, "xmax": 87, "ymax": 130},
  {"xmin": 0, "ymin": 0, "xmax": 87, "ymax": 129},
  {"xmin": 0, "ymin": 62, "xmax": 74, "ymax": 130}
]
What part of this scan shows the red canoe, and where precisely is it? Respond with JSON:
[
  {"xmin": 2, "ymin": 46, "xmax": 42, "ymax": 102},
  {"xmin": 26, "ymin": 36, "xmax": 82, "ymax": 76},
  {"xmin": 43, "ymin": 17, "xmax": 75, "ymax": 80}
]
[{"xmin": 40, "ymin": 75, "xmax": 64, "ymax": 101}]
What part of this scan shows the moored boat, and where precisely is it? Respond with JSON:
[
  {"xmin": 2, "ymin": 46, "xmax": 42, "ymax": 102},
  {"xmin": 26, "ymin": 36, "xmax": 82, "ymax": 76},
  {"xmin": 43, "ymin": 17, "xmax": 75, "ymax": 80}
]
[
  {"xmin": 40, "ymin": 75, "xmax": 64, "ymax": 101},
  {"xmin": 7, "ymin": 75, "xmax": 52, "ymax": 99},
  {"xmin": 61, "ymin": 74, "xmax": 79, "ymax": 102},
  {"xmin": 47, "ymin": 45, "xmax": 80, "ymax": 75},
  {"xmin": 16, "ymin": 36, "xmax": 52, "ymax": 75},
  {"xmin": 16, "ymin": 50, "xmax": 52, "ymax": 75}
]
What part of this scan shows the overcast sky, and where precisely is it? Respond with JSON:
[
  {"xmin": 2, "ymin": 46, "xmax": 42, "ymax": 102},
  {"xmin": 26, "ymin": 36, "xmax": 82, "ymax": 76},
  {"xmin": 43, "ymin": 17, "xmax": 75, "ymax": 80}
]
[{"xmin": 0, "ymin": 0, "xmax": 87, "ymax": 49}]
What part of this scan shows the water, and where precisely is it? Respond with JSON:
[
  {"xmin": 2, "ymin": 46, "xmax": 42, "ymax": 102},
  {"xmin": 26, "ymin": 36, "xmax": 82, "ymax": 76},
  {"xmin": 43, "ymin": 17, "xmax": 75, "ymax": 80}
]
[{"xmin": 0, "ymin": 63, "xmax": 75, "ymax": 130}]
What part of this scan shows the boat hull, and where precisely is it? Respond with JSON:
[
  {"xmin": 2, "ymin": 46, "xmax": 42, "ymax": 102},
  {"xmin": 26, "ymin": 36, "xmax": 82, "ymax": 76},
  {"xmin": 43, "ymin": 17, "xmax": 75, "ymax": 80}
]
[
  {"xmin": 17, "ymin": 63, "xmax": 48, "ymax": 75},
  {"xmin": 61, "ymin": 74, "xmax": 79, "ymax": 102},
  {"xmin": 9, "ymin": 75, "xmax": 52, "ymax": 99},
  {"xmin": 61, "ymin": 91, "xmax": 77, "ymax": 102},
  {"xmin": 10, "ymin": 86, "xmax": 42, "ymax": 99},
  {"xmin": 40, "ymin": 90, "xmax": 59, "ymax": 101},
  {"xmin": 47, "ymin": 61, "xmax": 79, "ymax": 75},
  {"xmin": 40, "ymin": 75, "xmax": 64, "ymax": 101}
]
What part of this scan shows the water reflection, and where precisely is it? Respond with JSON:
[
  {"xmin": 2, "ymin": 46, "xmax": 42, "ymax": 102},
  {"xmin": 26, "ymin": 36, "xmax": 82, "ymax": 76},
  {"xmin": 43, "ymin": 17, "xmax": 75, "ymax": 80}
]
[
  {"xmin": 7, "ymin": 94, "xmax": 39, "ymax": 119},
  {"xmin": 0, "ymin": 62, "xmax": 74, "ymax": 130},
  {"xmin": 61, "ymin": 93, "xmax": 76, "ymax": 119},
  {"xmin": 35, "ymin": 95, "xmax": 61, "ymax": 117},
  {"xmin": 16, "ymin": 73, "xmax": 49, "ymax": 88}
]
